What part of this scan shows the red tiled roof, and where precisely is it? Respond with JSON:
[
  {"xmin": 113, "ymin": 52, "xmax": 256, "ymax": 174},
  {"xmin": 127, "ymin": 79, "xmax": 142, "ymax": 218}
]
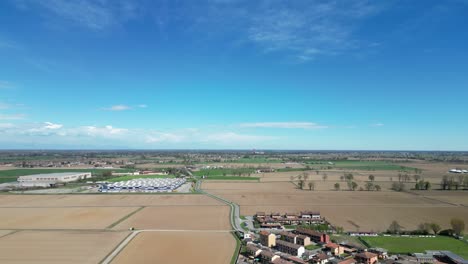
[
  {"xmin": 339, "ymin": 258, "xmax": 357, "ymax": 264},
  {"xmin": 356, "ymin": 252, "xmax": 378, "ymax": 259},
  {"xmin": 326, "ymin": 243, "xmax": 340, "ymax": 249}
]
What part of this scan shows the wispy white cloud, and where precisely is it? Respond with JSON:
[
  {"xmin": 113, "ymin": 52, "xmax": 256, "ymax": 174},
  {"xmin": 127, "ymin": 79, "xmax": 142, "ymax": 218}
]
[
  {"xmin": 14, "ymin": 0, "xmax": 144, "ymax": 30},
  {"xmin": 0, "ymin": 121, "xmax": 277, "ymax": 148},
  {"xmin": 245, "ymin": 1, "xmax": 383, "ymax": 60},
  {"xmin": 137, "ymin": 104, "xmax": 148, "ymax": 108},
  {"xmin": 103, "ymin": 105, "xmax": 131, "ymax": 111},
  {"xmin": 0, "ymin": 113, "xmax": 26, "ymax": 120},
  {"xmin": 0, "ymin": 81, "xmax": 15, "ymax": 89},
  {"xmin": 370, "ymin": 123, "xmax": 384, "ymax": 127},
  {"xmin": 240, "ymin": 122, "xmax": 328, "ymax": 129}
]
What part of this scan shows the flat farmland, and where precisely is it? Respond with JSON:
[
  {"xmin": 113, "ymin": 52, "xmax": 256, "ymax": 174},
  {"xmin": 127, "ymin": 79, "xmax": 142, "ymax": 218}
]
[
  {"xmin": 113, "ymin": 205, "xmax": 232, "ymax": 230},
  {"xmin": 0, "ymin": 230, "xmax": 13, "ymax": 238},
  {"xmin": 202, "ymin": 181, "xmax": 468, "ymax": 232},
  {"xmin": 112, "ymin": 231, "xmax": 236, "ymax": 264},
  {"xmin": 0, "ymin": 194, "xmax": 223, "ymax": 207},
  {"xmin": 0, "ymin": 230, "xmax": 129, "ymax": 264},
  {"xmin": 0, "ymin": 207, "xmax": 139, "ymax": 229},
  {"xmin": 410, "ymin": 191, "xmax": 468, "ymax": 206}
]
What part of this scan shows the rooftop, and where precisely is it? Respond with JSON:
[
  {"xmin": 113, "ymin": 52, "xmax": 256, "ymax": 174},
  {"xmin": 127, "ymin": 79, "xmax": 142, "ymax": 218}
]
[{"xmin": 18, "ymin": 172, "xmax": 90, "ymax": 178}]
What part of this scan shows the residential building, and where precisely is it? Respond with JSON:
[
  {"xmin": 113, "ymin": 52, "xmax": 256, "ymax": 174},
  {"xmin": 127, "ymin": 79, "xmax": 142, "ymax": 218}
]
[
  {"xmin": 246, "ymin": 244, "xmax": 262, "ymax": 257},
  {"xmin": 300, "ymin": 211, "xmax": 321, "ymax": 220},
  {"xmin": 325, "ymin": 243, "xmax": 344, "ymax": 256},
  {"xmin": 295, "ymin": 228, "xmax": 330, "ymax": 244},
  {"xmin": 311, "ymin": 253, "xmax": 331, "ymax": 264},
  {"xmin": 276, "ymin": 240, "xmax": 305, "ymax": 257},
  {"xmin": 355, "ymin": 252, "xmax": 379, "ymax": 264},
  {"xmin": 369, "ymin": 248, "xmax": 388, "ymax": 259},
  {"xmin": 280, "ymin": 231, "xmax": 297, "ymax": 244},
  {"xmin": 260, "ymin": 250, "xmax": 279, "ymax": 264},
  {"xmin": 260, "ymin": 231, "xmax": 277, "ymax": 247},
  {"xmin": 271, "ymin": 258, "xmax": 294, "ymax": 264},
  {"xmin": 296, "ymin": 235, "xmax": 311, "ymax": 246},
  {"xmin": 413, "ymin": 253, "xmax": 435, "ymax": 263}
]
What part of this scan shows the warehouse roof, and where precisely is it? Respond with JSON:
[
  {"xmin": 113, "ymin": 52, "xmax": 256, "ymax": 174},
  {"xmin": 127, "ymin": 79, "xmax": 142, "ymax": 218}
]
[{"xmin": 18, "ymin": 172, "xmax": 91, "ymax": 179}]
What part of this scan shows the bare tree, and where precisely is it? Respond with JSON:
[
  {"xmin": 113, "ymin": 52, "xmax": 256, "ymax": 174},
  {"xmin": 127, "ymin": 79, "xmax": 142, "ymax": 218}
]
[
  {"xmin": 368, "ymin": 175, "xmax": 375, "ymax": 182},
  {"xmin": 308, "ymin": 181, "xmax": 315, "ymax": 191},
  {"xmin": 322, "ymin": 173, "xmax": 328, "ymax": 181},
  {"xmin": 298, "ymin": 179, "xmax": 305, "ymax": 190},
  {"xmin": 451, "ymin": 218, "xmax": 465, "ymax": 236},
  {"xmin": 365, "ymin": 181, "xmax": 374, "ymax": 191},
  {"xmin": 430, "ymin": 223, "xmax": 441, "ymax": 234},
  {"xmin": 334, "ymin": 183, "xmax": 340, "ymax": 191},
  {"xmin": 388, "ymin": 220, "xmax": 403, "ymax": 234}
]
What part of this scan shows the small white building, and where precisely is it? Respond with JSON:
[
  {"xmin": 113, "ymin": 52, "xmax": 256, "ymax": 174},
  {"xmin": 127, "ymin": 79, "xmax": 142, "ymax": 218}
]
[{"xmin": 18, "ymin": 172, "xmax": 92, "ymax": 187}]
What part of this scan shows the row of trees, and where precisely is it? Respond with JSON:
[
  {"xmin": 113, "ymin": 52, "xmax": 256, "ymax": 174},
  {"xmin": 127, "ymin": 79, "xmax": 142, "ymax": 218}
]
[
  {"xmin": 388, "ymin": 218, "xmax": 465, "ymax": 236},
  {"xmin": 440, "ymin": 175, "xmax": 468, "ymax": 190}
]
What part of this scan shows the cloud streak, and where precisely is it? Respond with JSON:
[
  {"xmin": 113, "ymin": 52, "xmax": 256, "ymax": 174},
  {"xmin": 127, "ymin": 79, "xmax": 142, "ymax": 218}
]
[
  {"xmin": 240, "ymin": 122, "xmax": 328, "ymax": 129},
  {"xmin": 0, "ymin": 114, "xmax": 26, "ymax": 120},
  {"xmin": 0, "ymin": 122, "xmax": 277, "ymax": 148},
  {"xmin": 14, "ymin": 0, "xmax": 143, "ymax": 30},
  {"xmin": 103, "ymin": 105, "xmax": 131, "ymax": 111}
]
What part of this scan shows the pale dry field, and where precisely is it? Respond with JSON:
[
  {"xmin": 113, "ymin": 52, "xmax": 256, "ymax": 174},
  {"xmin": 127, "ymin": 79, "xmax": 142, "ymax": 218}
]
[
  {"xmin": 410, "ymin": 190, "xmax": 468, "ymax": 206},
  {"xmin": 0, "ymin": 230, "xmax": 129, "ymax": 264},
  {"xmin": 112, "ymin": 231, "xmax": 235, "ymax": 264},
  {"xmin": 0, "ymin": 230, "xmax": 14, "ymax": 238},
  {"xmin": 0, "ymin": 194, "xmax": 222, "ymax": 207},
  {"xmin": 202, "ymin": 181, "xmax": 468, "ymax": 232},
  {"xmin": 0, "ymin": 207, "xmax": 139, "ymax": 229},
  {"xmin": 114, "ymin": 205, "xmax": 232, "ymax": 230}
]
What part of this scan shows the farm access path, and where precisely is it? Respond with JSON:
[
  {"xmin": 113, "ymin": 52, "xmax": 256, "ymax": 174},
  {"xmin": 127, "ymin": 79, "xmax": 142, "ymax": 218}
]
[
  {"xmin": 100, "ymin": 180, "xmax": 243, "ymax": 264},
  {"xmin": 195, "ymin": 178, "xmax": 244, "ymax": 233}
]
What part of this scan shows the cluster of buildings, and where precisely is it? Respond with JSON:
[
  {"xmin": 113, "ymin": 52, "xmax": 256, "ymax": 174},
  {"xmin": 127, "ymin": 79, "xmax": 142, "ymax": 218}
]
[
  {"xmin": 18, "ymin": 172, "xmax": 92, "ymax": 188},
  {"xmin": 243, "ymin": 227, "xmax": 386, "ymax": 264},
  {"xmin": 255, "ymin": 211, "xmax": 325, "ymax": 229},
  {"xmin": 98, "ymin": 178, "xmax": 186, "ymax": 193},
  {"xmin": 242, "ymin": 228, "xmax": 468, "ymax": 264}
]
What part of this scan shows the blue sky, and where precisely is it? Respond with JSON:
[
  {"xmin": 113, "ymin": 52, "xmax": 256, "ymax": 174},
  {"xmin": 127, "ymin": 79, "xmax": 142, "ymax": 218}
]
[{"xmin": 1, "ymin": 0, "xmax": 468, "ymax": 150}]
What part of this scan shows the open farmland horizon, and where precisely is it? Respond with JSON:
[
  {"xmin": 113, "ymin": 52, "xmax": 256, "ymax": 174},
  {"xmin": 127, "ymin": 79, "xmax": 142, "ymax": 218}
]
[{"xmin": 1, "ymin": 0, "xmax": 468, "ymax": 262}]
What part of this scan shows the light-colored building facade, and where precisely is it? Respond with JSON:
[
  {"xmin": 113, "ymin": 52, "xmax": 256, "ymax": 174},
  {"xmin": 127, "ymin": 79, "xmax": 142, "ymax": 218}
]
[
  {"xmin": 18, "ymin": 172, "xmax": 92, "ymax": 187},
  {"xmin": 276, "ymin": 240, "xmax": 305, "ymax": 257},
  {"xmin": 259, "ymin": 231, "xmax": 276, "ymax": 247}
]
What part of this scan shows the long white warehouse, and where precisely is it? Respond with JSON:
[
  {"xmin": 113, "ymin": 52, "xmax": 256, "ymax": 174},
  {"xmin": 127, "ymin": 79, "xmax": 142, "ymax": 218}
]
[{"xmin": 18, "ymin": 172, "xmax": 92, "ymax": 187}]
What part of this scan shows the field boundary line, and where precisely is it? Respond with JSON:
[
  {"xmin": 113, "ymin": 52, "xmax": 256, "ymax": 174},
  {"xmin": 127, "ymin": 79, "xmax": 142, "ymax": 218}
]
[
  {"xmin": 106, "ymin": 206, "xmax": 145, "ymax": 229},
  {"xmin": 230, "ymin": 231, "xmax": 242, "ymax": 264},
  {"xmin": 0, "ymin": 230, "xmax": 19, "ymax": 239},
  {"xmin": 100, "ymin": 231, "xmax": 139, "ymax": 264}
]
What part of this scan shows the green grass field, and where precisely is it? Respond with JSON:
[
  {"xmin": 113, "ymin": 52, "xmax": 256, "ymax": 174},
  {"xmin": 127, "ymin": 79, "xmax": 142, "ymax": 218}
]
[
  {"xmin": 304, "ymin": 160, "xmax": 417, "ymax": 171},
  {"xmin": 361, "ymin": 236, "xmax": 468, "ymax": 258},
  {"xmin": 107, "ymin": 175, "xmax": 175, "ymax": 182},
  {"xmin": 0, "ymin": 168, "xmax": 134, "ymax": 183}
]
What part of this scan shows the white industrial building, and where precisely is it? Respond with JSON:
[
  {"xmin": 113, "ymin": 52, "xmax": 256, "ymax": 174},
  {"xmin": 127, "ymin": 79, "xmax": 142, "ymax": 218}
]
[{"xmin": 18, "ymin": 172, "xmax": 92, "ymax": 187}]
